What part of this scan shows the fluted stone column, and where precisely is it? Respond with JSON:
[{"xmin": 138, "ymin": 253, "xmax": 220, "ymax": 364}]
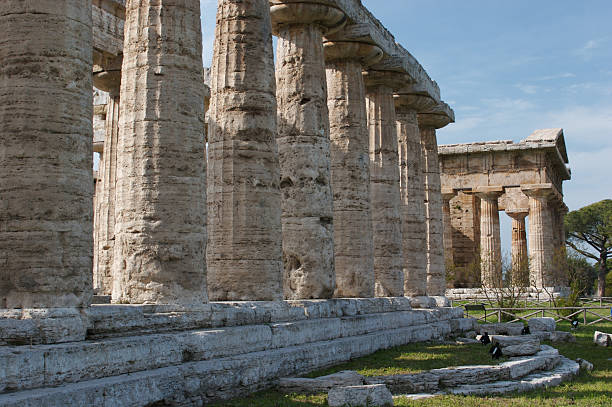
[
  {"xmin": 419, "ymin": 105, "xmax": 454, "ymax": 296},
  {"xmin": 207, "ymin": 0, "xmax": 283, "ymax": 301},
  {"xmin": 324, "ymin": 42, "xmax": 382, "ymax": 298},
  {"xmin": 441, "ymin": 189, "xmax": 456, "ymax": 268},
  {"xmin": 475, "ymin": 188, "xmax": 503, "ymax": 288},
  {"xmin": 522, "ymin": 185, "xmax": 555, "ymax": 288},
  {"xmin": 0, "ymin": 0, "xmax": 93, "ymax": 309},
  {"xmin": 365, "ymin": 71, "xmax": 408, "ymax": 297},
  {"xmin": 113, "ymin": 0, "xmax": 207, "ymax": 305},
  {"xmin": 93, "ymin": 62, "xmax": 122, "ymax": 296},
  {"xmin": 507, "ymin": 210, "xmax": 528, "ymax": 279},
  {"xmin": 394, "ymin": 95, "xmax": 436, "ymax": 297},
  {"xmin": 271, "ymin": 1, "xmax": 345, "ymax": 299}
]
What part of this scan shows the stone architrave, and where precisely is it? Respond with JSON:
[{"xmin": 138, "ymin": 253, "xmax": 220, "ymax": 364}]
[
  {"xmin": 0, "ymin": 0, "xmax": 94, "ymax": 308},
  {"xmin": 441, "ymin": 188, "xmax": 457, "ymax": 268},
  {"xmin": 365, "ymin": 70, "xmax": 409, "ymax": 298},
  {"xmin": 475, "ymin": 187, "xmax": 504, "ymax": 288},
  {"xmin": 506, "ymin": 210, "xmax": 529, "ymax": 279},
  {"xmin": 522, "ymin": 185, "xmax": 556, "ymax": 288},
  {"xmin": 419, "ymin": 104, "xmax": 454, "ymax": 296},
  {"xmin": 394, "ymin": 94, "xmax": 437, "ymax": 297},
  {"xmin": 112, "ymin": 0, "xmax": 207, "ymax": 305},
  {"xmin": 324, "ymin": 41, "xmax": 382, "ymax": 298},
  {"xmin": 271, "ymin": 1, "xmax": 346, "ymax": 299},
  {"xmin": 93, "ymin": 58, "xmax": 122, "ymax": 296},
  {"xmin": 207, "ymin": 0, "xmax": 283, "ymax": 301}
]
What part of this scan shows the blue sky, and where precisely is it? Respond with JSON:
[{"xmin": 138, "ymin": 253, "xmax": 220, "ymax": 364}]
[{"xmin": 199, "ymin": 1, "xmax": 612, "ymax": 252}]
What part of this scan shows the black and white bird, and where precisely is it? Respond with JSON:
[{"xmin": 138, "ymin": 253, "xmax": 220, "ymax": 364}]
[
  {"xmin": 521, "ymin": 325, "xmax": 530, "ymax": 335},
  {"xmin": 571, "ymin": 320, "xmax": 580, "ymax": 330},
  {"xmin": 490, "ymin": 343, "xmax": 503, "ymax": 359},
  {"xmin": 480, "ymin": 332, "xmax": 491, "ymax": 345}
]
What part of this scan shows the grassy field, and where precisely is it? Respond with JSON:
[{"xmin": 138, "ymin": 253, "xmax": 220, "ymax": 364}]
[{"xmin": 211, "ymin": 320, "xmax": 612, "ymax": 407}]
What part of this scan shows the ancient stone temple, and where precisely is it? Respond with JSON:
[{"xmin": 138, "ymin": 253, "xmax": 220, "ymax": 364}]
[
  {"xmin": 0, "ymin": 1, "xmax": 487, "ymax": 405},
  {"xmin": 439, "ymin": 129, "xmax": 571, "ymax": 293}
]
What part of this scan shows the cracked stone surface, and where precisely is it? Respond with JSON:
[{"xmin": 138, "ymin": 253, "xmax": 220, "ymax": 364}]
[
  {"xmin": 366, "ymin": 72, "xmax": 405, "ymax": 297},
  {"xmin": 112, "ymin": 0, "xmax": 207, "ymax": 304},
  {"xmin": 207, "ymin": 0, "xmax": 283, "ymax": 301},
  {"xmin": 325, "ymin": 42, "xmax": 379, "ymax": 298},
  {"xmin": 0, "ymin": 0, "xmax": 94, "ymax": 308},
  {"xmin": 273, "ymin": 2, "xmax": 344, "ymax": 299}
]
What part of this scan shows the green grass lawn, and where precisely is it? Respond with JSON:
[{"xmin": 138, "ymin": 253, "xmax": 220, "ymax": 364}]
[{"xmin": 211, "ymin": 320, "xmax": 612, "ymax": 407}]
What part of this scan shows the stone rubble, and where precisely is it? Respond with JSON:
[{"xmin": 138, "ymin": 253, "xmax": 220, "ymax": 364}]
[
  {"xmin": 528, "ymin": 317, "xmax": 556, "ymax": 333},
  {"xmin": 328, "ymin": 384, "xmax": 394, "ymax": 407},
  {"xmin": 277, "ymin": 371, "xmax": 365, "ymax": 394},
  {"xmin": 593, "ymin": 331, "xmax": 612, "ymax": 347}
]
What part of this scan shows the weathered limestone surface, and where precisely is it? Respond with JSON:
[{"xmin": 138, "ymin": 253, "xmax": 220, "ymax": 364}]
[
  {"xmin": 207, "ymin": 0, "xmax": 283, "ymax": 301},
  {"xmin": 0, "ymin": 301, "xmax": 466, "ymax": 405},
  {"xmin": 507, "ymin": 210, "xmax": 528, "ymax": 275},
  {"xmin": 366, "ymin": 71, "xmax": 407, "ymax": 297},
  {"xmin": 449, "ymin": 356, "xmax": 578, "ymax": 396},
  {"xmin": 272, "ymin": 2, "xmax": 345, "ymax": 299},
  {"xmin": 0, "ymin": 0, "xmax": 93, "ymax": 309},
  {"xmin": 278, "ymin": 371, "xmax": 365, "ymax": 394},
  {"xmin": 441, "ymin": 189, "xmax": 456, "ymax": 268},
  {"xmin": 528, "ymin": 318, "xmax": 556, "ymax": 333},
  {"xmin": 112, "ymin": 0, "xmax": 207, "ymax": 304},
  {"xmin": 419, "ymin": 104, "xmax": 454, "ymax": 296},
  {"xmin": 367, "ymin": 345, "xmax": 562, "ymax": 394},
  {"xmin": 328, "ymin": 384, "xmax": 394, "ymax": 407},
  {"xmin": 522, "ymin": 185, "xmax": 556, "ymax": 288},
  {"xmin": 593, "ymin": 331, "xmax": 612, "ymax": 347},
  {"xmin": 93, "ymin": 93, "xmax": 120, "ymax": 295},
  {"xmin": 449, "ymin": 192, "xmax": 481, "ymax": 270},
  {"xmin": 394, "ymin": 95, "xmax": 435, "ymax": 297},
  {"xmin": 476, "ymin": 188, "xmax": 503, "ymax": 288},
  {"xmin": 325, "ymin": 42, "xmax": 381, "ymax": 298}
]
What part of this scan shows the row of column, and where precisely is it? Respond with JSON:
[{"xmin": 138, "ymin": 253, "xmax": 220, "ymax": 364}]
[
  {"xmin": 0, "ymin": 0, "xmax": 452, "ymax": 309},
  {"xmin": 443, "ymin": 185, "xmax": 567, "ymax": 289}
]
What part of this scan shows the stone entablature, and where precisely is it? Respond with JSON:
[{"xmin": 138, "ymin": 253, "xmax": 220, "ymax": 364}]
[{"xmin": 439, "ymin": 129, "xmax": 570, "ymax": 197}]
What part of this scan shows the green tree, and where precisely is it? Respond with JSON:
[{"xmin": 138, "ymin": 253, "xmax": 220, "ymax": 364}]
[{"xmin": 565, "ymin": 199, "xmax": 612, "ymax": 297}]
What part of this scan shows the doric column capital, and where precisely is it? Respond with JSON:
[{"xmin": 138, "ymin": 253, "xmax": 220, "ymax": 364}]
[
  {"xmin": 521, "ymin": 183, "xmax": 561, "ymax": 201},
  {"xmin": 394, "ymin": 93, "xmax": 438, "ymax": 115},
  {"xmin": 93, "ymin": 54, "xmax": 122, "ymax": 97},
  {"xmin": 363, "ymin": 70, "xmax": 411, "ymax": 91},
  {"xmin": 417, "ymin": 101, "xmax": 455, "ymax": 130},
  {"xmin": 506, "ymin": 209, "xmax": 529, "ymax": 221},
  {"xmin": 441, "ymin": 188, "xmax": 457, "ymax": 203},
  {"xmin": 474, "ymin": 186, "xmax": 504, "ymax": 201},
  {"xmin": 323, "ymin": 41, "xmax": 383, "ymax": 67},
  {"xmin": 270, "ymin": 1, "xmax": 346, "ymax": 35}
]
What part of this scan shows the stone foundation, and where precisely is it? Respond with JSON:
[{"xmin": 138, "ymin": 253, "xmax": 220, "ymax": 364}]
[
  {"xmin": 0, "ymin": 300, "xmax": 470, "ymax": 406},
  {"xmin": 446, "ymin": 287, "xmax": 570, "ymax": 301}
]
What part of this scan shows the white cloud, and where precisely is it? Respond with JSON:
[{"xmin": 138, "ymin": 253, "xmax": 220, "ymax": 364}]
[
  {"xmin": 536, "ymin": 72, "xmax": 576, "ymax": 81},
  {"xmin": 515, "ymin": 83, "xmax": 539, "ymax": 94},
  {"xmin": 574, "ymin": 38, "xmax": 609, "ymax": 60}
]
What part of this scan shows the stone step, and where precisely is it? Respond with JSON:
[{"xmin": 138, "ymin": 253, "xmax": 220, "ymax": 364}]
[
  {"xmin": 0, "ymin": 322, "xmax": 459, "ymax": 407},
  {"xmin": 366, "ymin": 345, "xmax": 560, "ymax": 394},
  {"xmin": 448, "ymin": 356, "xmax": 579, "ymax": 396},
  {"xmin": 394, "ymin": 351, "xmax": 578, "ymax": 400}
]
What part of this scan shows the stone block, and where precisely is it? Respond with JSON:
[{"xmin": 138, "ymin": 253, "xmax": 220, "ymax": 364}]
[
  {"xmin": 327, "ymin": 384, "xmax": 393, "ymax": 407},
  {"xmin": 549, "ymin": 331, "xmax": 576, "ymax": 343},
  {"xmin": 0, "ymin": 309, "xmax": 87, "ymax": 346},
  {"xmin": 593, "ymin": 331, "xmax": 612, "ymax": 347},
  {"xmin": 528, "ymin": 317, "xmax": 556, "ymax": 332},
  {"xmin": 277, "ymin": 371, "xmax": 364, "ymax": 394}
]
